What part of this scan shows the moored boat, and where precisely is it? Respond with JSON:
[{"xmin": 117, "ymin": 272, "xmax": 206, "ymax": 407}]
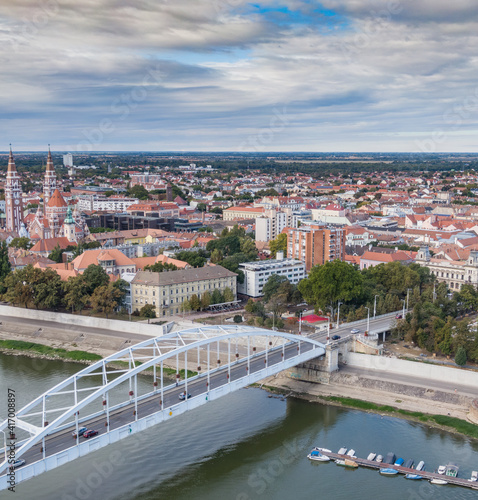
[
  {"xmin": 405, "ymin": 473, "xmax": 423, "ymax": 480},
  {"xmin": 384, "ymin": 452, "xmax": 396, "ymax": 464},
  {"xmin": 437, "ymin": 465, "xmax": 446, "ymax": 474},
  {"xmin": 430, "ymin": 478, "xmax": 448, "ymax": 485},
  {"xmin": 335, "ymin": 459, "xmax": 346, "ymax": 466},
  {"xmin": 394, "ymin": 458, "xmax": 404, "ymax": 466},
  {"xmin": 346, "ymin": 449, "xmax": 356, "ymax": 458},
  {"xmin": 404, "ymin": 459, "xmax": 414, "ymax": 469},
  {"xmin": 344, "ymin": 459, "xmax": 358, "ymax": 468},
  {"xmin": 337, "ymin": 447, "xmax": 347, "ymax": 455},
  {"xmin": 380, "ymin": 468, "xmax": 399, "ymax": 476},
  {"xmin": 445, "ymin": 463, "xmax": 459, "ymax": 477},
  {"xmin": 376, "ymin": 455, "xmax": 383, "ymax": 463},
  {"xmin": 307, "ymin": 449, "xmax": 331, "ymax": 462},
  {"xmin": 367, "ymin": 452, "xmax": 377, "ymax": 461},
  {"xmin": 468, "ymin": 471, "xmax": 477, "ymax": 482},
  {"xmin": 416, "ymin": 461, "xmax": 425, "ymax": 471}
]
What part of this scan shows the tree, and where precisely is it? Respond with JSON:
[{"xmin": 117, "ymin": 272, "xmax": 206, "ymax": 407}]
[
  {"xmin": 189, "ymin": 294, "xmax": 201, "ymax": 311},
  {"xmin": 0, "ymin": 241, "xmax": 11, "ymax": 293},
  {"xmin": 89, "ymin": 283, "xmax": 122, "ymax": 318},
  {"xmin": 139, "ymin": 304, "xmax": 156, "ymax": 318},
  {"xmin": 144, "ymin": 262, "xmax": 178, "ymax": 273},
  {"xmin": 82, "ymin": 264, "xmax": 110, "ymax": 294},
  {"xmin": 223, "ymin": 287, "xmax": 234, "ymax": 303},
  {"xmin": 298, "ymin": 260, "xmax": 363, "ymax": 317},
  {"xmin": 233, "ymin": 315, "xmax": 243, "ymax": 323},
  {"xmin": 201, "ymin": 291, "xmax": 211, "ymax": 310},
  {"xmin": 9, "ymin": 237, "xmax": 33, "ymax": 250},
  {"xmin": 262, "ymin": 274, "xmax": 288, "ymax": 302},
  {"xmin": 48, "ymin": 244, "xmax": 64, "ymax": 264},
  {"xmin": 63, "ymin": 276, "xmax": 90, "ymax": 313},
  {"xmin": 269, "ymin": 233, "xmax": 287, "ymax": 258},
  {"xmin": 127, "ymin": 185, "xmax": 149, "ymax": 200},
  {"xmin": 455, "ymin": 345, "xmax": 467, "ymax": 366},
  {"xmin": 210, "ymin": 248, "xmax": 223, "ymax": 264},
  {"xmin": 175, "ymin": 250, "xmax": 208, "ymax": 268},
  {"xmin": 211, "ymin": 289, "xmax": 224, "ymax": 304},
  {"xmin": 240, "ymin": 237, "xmax": 258, "ymax": 260}
]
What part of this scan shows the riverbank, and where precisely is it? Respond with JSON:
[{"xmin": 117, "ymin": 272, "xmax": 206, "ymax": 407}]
[{"xmin": 260, "ymin": 372, "xmax": 478, "ymax": 441}]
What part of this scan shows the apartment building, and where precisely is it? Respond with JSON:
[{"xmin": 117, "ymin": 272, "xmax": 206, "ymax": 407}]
[
  {"xmin": 223, "ymin": 206, "xmax": 265, "ymax": 221},
  {"xmin": 255, "ymin": 209, "xmax": 298, "ymax": 242},
  {"xmin": 131, "ymin": 265, "xmax": 237, "ymax": 317},
  {"xmin": 237, "ymin": 252, "xmax": 306, "ymax": 298},
  {"xmin": 285, "ymin": 224, "xmax": 345, "ymax": 271}
]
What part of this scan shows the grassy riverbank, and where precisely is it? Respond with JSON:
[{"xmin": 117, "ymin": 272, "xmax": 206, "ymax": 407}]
[
  {"xmin": 0, "ymin": 339, "xmax": 102, "ymax": 362},
  {"xmin": 323, "ymin": 396, "xmax": 478, "ymax": 440}
]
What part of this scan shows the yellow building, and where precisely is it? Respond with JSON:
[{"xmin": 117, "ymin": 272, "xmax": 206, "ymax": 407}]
[
  {"xmin": 132, "ymin": 265, "xmax": 237, "ymax": 317},
  {"xmin": 222, "ymin": 206, "xmax": 265, "ymax": 221}
]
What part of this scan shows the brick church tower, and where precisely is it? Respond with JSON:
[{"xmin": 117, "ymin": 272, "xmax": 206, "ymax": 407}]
[{"xmin": 5, "ymin": 146, "xmax": 23, "ymax": 232}]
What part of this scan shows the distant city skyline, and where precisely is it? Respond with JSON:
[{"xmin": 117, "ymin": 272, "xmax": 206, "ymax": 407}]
[{"xmin": 2, "ymin": 2, "xmax": 478, "ymax": 153}]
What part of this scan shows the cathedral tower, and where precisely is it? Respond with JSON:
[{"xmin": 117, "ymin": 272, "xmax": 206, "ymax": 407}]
[
  {"xmin": 43, "ymin": 145, "xmax": 57, "ymax": 205},
  {"xmin": 5, "ymin": 146, "xmax": 23, "ymax": 232}
]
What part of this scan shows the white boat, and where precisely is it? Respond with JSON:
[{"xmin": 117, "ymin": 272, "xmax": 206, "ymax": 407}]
[
  {"xmin": 337, "ymin": 447, "xmax": 347, "ymax": 455},
  {"xmin": 416, "ymin": 461, "xmax": 425, "ymax": 471},
  {"xmin": 468, "ymin": 471, "xmax": 477, "ymax": 482},
  {"xmin": 346, "ymin": 449, "xmax": 357, "ymax": 458},
  {"xmin": 367, "ymin": 452, "xmax": 377, "ymax": 461},
  {"xmin": 307, "ymin": 449, "xmax": 331, "ymax": 462},
  {"xmin": 437, "ymin": 465, "xmax": 446, "ymax": 475},
  {"xmin": 430, "ymin": 478, "xmax": 448, "ymax": 485},
  {"xmin": 335, "ymin": 459, "xmax": 346, "ymax": 466},
  {"xmin": 317, "ymin": 448, "xmax": 332, "ymax": 454},
  {"xmin": 376, "ymin": 455, "xmax": 383, "ymax": 463}
]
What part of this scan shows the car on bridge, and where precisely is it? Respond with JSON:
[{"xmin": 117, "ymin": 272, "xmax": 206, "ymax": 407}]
[
  {"xmin": 83, "ymin": 430, "xmax": 99, "ymax": 439},
  {"xmin": 72, "ymin": 427, "xmax": 88, "ymax": 439},
  {"xmin": 179, "ymin": 393, "xmax": 192, "ymax": 401},
  {"xmin": 10, "ymin": 459, "xmax": 26, "ymax": 469},
  {"xmin": 331, "ymin": 335, "xmax": 341, "ymax": 341},
  {"xmin": 350, "ymin": 328, "xmax": 361, "ymax": 334}
]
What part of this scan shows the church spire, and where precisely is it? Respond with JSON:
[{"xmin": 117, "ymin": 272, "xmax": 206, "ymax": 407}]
[
  {"xmin": 7, "ymin": 144, "xmax": 16, "ymax": 173},
  {"xmin": 46, "ymin": 144, "xmax": 54, "ymax": 172}
]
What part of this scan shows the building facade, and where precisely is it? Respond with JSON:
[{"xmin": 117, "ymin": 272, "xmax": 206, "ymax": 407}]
[
  {"xmin": 285, "ymin": 225, "xmax": 345, "ymax": 272},
  {"xmin": 131, "ymin": 266, "xmax": 237, "ymax": 317},
  {"xmin": 5, "ymin": 148, "xmax": 23, "ymax": 233},
  {"xmin": 255, "ymin": 209, "xmax": 298, "ymax": 243},
  {"xmin": 237, "ymin": 253, "xmax": 306, "ymax": 298},
  {"xmin": 223, "ymin": 206, "xmax": 265, "ymax": 221}
]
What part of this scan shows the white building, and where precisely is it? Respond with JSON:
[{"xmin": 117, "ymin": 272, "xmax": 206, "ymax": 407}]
[
  {"xmin": 255, "ymin": 208, "xmax": 298, "ymax": 242},
  {"xmin": 75, "ymin": 195, "xmax": 138, "ymax": 212},
  {"xmin": 63, "ymin": 153, "xmax": 73, "ymax": 167},
  {"xmin": 237, "ymin": 252, "xmax": 306, "ymax": 297}
]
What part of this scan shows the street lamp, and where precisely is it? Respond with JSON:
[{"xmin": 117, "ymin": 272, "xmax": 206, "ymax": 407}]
[
  {"xmin": 326, "ymin": 317, "xmax": 330, "ymax": 344},
  {"xmin": 337, "ymin": 301, "xmax": 343, "ymax": 329},
  {"xmin": 373, "ymin": 295, "xmax": 379, "ymax": 318},
  {"xmin": 401, "ymin": 299, "xmax": 406, "ymax": 318},
  {"xmin": 365, "ymin": 306, "xmax": 370, "ymax": 335}
]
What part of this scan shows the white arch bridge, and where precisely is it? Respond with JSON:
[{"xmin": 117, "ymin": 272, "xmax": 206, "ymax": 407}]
[{"xmin": 0, "ymin": 325, "xmax": 324, "ymax": 489}]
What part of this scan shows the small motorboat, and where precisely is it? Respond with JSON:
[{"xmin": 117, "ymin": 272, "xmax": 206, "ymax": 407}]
[
  {"xmin": 307, "ymin": 449, "xmax": 331, "ymax": 462},
  {"xmin": 367, "ymin": 452, "xmax": 377, "ymax": 461},
  {"xmin": 380, "ymin": 468, "xmax": 399, "ymax": 476},
  {"xmin": 335, "ymin": 459, "xmax": 346, "ymax": 466},
  {"xmin": 337, "ymin": 447, "xmax": 347, "ymax": 455},
  {"xmin": 437, "ymin": 465, "xmax": 446, "ymax": 475},
  {"xmin": 404, "ymin": 459, "xmax": 414, "ymax": 469},
  {"xmin": 344, "ymin": 459, "xmax": 358, "ymax": 468},
  {"xmin": 430, "ymin": 478, "xmax": 448, "ymax": 485},
  {"xmin": 376, "ymin": 455, "xmax": 383, "ymax": 463},
  {"xmin": 468, "ymin": 471, "xmax": 477, "ymax": 482},
  {"xmin": 416, "ymin": 461, "xmax": 425, "ymax": 471},
  {"xmin": 405, "ymin": 474, "xmax": 423, "ymax": 480},
  {"xmin": 394, "ymin": 458, "xmax": 404, "ymax": 466},
  {"xmin": 346, "ymin": 449, "xmax": 357, "ymax": 458}
]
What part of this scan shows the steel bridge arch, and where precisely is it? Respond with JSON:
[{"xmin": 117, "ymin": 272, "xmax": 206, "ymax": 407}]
[{"xmin": 0, "ymin": 325, "xmax": 325, "ymax": 476}]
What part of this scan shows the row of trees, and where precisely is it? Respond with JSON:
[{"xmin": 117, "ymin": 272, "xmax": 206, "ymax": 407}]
[
  {"xmin": 182, "ymin": 287, "xmax": 235, "ymax": 312},
  {"xmin": 2, "ymin": 263, "xmax": 127, "ymax": 318}
]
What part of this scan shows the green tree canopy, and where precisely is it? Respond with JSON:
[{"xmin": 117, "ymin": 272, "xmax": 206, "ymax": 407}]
[
  {"xmin": 269, "ymin": 233, "xmax": 287, "ymax": 258},
  {"xmin": 9, "ymin": 237, "xmax": 33, "ymax": 250},
  {"xmin": 144, "ymin": 262, "xmax": 178, "ymax": 273},
  {"xmin": 139, "ymin": 304, "xmax": 156, "ymax": 318}
]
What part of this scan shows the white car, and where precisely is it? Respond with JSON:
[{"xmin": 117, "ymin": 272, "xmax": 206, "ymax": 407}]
[{"xmin": 350, "ymin": 328, "xmax": 361, "ymax": 334}]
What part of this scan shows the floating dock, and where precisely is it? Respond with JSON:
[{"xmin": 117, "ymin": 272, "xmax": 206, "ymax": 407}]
[{"xmin": 318, "ymin": 450, "xmax": 478, "ymax": 490}]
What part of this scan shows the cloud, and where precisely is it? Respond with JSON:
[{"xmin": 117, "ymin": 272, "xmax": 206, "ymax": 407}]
[{"xmin": 1, "ymin": 0, "xmax": 478, "ymax": 151}]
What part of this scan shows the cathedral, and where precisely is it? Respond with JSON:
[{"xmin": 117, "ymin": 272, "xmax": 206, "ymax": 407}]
[{"xmin": 5, "ymin": 147, "xmax": 89, "ymax": 242}]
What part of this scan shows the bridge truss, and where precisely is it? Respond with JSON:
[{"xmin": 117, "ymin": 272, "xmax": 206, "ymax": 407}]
[{"xmin": 0, "ymin": 324, "xmax": 325, "ymax": 485}]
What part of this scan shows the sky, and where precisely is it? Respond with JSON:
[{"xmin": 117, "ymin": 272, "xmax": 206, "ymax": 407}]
[{"xmin": 2, "ymin": 0, "xmax": 478, "ymax": 153}]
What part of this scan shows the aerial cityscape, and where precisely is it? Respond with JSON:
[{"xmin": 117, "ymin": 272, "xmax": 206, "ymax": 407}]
[{"xmin": 1, "ymin": 2, "xmax": 478, "ymax": 500}]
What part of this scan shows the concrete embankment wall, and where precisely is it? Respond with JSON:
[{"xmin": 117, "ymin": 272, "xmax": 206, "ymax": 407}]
[
  {"xmin": 469, "ymin": 400, "xmax": 478, "ymax": 424},
  {"xmin": 346, "ymin": 352, "xmax": 478, "ymax": 388},
  {"xmin": 0, "ymin": 304, "xmax": 173, "ymax": 337}
]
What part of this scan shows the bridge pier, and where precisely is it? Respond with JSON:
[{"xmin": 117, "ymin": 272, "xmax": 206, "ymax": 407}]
[{"xmin": 286, "ymin": 343, "xmax": 340, "ymax": 384}]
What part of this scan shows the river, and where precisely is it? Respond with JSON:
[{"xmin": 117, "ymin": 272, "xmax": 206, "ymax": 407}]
[{"xmin": 1, "ymin": 353, "xmax": 477, "ymax": 500}]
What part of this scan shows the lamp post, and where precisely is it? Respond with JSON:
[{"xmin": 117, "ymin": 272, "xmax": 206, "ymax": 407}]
[
  {"xmin": 365, "ymin": 306, "xmax": 370, "ymax": 335},
  {"xmin": 401, "ymin": 299, "xmax": 406, "ymax": 318},
  {"xmin": 406, "ymin": 288, "xmax": 412, "ymax": 312},
  {"xmin": 327, "ymin": 318, "xmax": 330, "ymax": 344},
  {"xmin": 373, "ymin": 295, "xmax": 379, "ymax": 318},
  {"xmin": 337, "ymin": 301, "xmax": 343, "ymax": 329},
  {"xmin": 298, "ymin": 311, "xmax": 302, "ymax": 335}
]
